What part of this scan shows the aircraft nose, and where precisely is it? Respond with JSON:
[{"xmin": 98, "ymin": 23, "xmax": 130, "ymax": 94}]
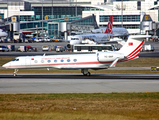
[
  {"xmin": 2, "ymin": 32, "xmax": 8, "ymax": 37},
  {"xmin": 2, "ymin": 62, "xmax": 10, "ymax": 68}
]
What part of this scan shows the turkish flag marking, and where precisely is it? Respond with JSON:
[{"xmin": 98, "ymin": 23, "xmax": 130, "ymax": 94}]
[{"xmin": 128, "ymin": 42, "xmax": 133, "ymax": 46}]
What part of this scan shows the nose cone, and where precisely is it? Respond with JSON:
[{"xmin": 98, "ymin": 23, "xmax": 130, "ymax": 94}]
[
  {"xmin": 1, "ymin": 32, "xmax": 8, "ymax": 37},
  {"xmin": 4, "ymin": 32, "xmax": 8, "ymax": 36},
  {"xmin": 2, "ymin": 62, "xmax": 10, "ymax": 68}
]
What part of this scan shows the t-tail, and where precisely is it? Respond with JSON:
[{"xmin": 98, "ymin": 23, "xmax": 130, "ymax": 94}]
[
  {"xmin": 118, "ymin": 35, "xmax": 150, "ymax": 61},
  {"xmin": 104, "ymin": 16, "xmax": 113, "ymax": 34}
]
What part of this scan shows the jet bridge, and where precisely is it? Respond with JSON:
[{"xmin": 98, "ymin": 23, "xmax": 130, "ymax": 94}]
[{"xmin": 68, "ymin": 24, "xmax": 94, "ymax": 34}]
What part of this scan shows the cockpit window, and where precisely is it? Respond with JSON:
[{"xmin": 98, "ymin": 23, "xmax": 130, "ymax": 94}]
[
  {"xmin": 12, "ymin": 59, "xmax": 16, "ymax": 61},
  {"xmin": 12, "ymin": 58, "xmax": 19, "ymax": 61},
  {"xmin": 71, "ymin": 38, "xmax": 79, "ymax": 40}
]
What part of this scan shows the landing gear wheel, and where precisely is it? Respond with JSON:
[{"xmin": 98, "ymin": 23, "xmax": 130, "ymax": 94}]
[
  {"xmin": 87, "ymin": 72, "xmax": 91, "ymax": 76},
  {"xmin": 13, "ymin": 73, "xmax": 17, "ymax": 76},
  {"xmin": 83, "ymin": 72, "xmax": 91, "ymax": 76},
  {"xmin": 81, "ymin": 69, "xmax": 91, "ymax": 76}
]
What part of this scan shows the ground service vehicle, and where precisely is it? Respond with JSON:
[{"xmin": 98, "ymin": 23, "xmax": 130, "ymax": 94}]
[
  {"xmin": 73, "ymin": 44, "xmax": 115, "ymax": 52},
  {"xmin": 0, "ymin": 46, "xmax": 9, "ymax": 52}
]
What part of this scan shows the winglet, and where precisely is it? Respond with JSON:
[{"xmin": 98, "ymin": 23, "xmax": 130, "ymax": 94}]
[
  {"xmin": 104, "ymin": 16, "xmax": 113, "ymax": 34},
  {"xmin": 109, "ymin": 58, "xmax": 119, "ymax": 68}
]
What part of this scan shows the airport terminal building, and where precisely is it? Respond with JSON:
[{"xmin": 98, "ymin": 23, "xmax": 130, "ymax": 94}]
[{"xmin": 0, "ymin": 0, "xmax": 159, "ymax": 40}]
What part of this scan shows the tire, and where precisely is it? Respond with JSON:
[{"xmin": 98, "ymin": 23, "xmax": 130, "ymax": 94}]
[
  {"xmin": 13, "ymin": 73, "xmax": 17, "ymax": 76},
  {"xmin": 83, "ymin": 72, "xmax": 91, "ymax": 76}
]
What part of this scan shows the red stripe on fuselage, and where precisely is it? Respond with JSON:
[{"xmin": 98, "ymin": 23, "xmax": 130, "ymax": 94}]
[{"xmin": 8, "ymin": 61, "xmax": 114, "ymax": 68}]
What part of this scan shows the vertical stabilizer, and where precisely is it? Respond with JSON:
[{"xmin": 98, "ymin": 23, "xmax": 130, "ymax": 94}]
[
  {"xmin": 119, "ymin": 35, "xmax": 150, "ymax": 60},
  {"xmin": 104, "ymin": 16, "xmax": 113, "ymax": 34}
]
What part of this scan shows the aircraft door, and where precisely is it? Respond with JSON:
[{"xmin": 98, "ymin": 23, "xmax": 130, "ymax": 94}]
[
  {"xmin": 97, "ymin": 53, "xmax": 99, "ymax": 61},
  {"xmin": 25, "ymin": 58, "xmax": 31, "ymax": 67}
]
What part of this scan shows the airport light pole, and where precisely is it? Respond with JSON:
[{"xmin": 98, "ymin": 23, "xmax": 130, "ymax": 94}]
[
  {"xmin": 76, "ymin": 0, "xmax": 77, "ymax": 16},
  {"xmin": 7, "ymin": 0, "xmax": 8, "ymax": 23},
  {"xmin": 121, "ymin": 0, "xmax": 123, "ymax": 27},
  {"xmin": 52, "ymin": 0, "xmax": 54, "ymax": 38},
  {"xmin": 52, "ymin": 0, "xmax": 53, "ymax": 19},
  {"xmin": 42, "ymin": 0, "xmax": 43, "ymax": 37}
]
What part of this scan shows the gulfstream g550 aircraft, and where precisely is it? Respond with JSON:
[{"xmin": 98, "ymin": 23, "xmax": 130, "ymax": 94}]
[{"xmin": 2, "ymin": 35, "xmax": 149, "ymax": 76}]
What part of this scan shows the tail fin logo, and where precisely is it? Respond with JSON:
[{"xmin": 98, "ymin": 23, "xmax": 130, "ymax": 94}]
[
  {"xmin": 107, "ymin": 21, "xmax": 113, "ymax": 33},
  {"xmin": 105, "ymin": 16, "xmax": 113, "ymax": 34},
  {"xmin": 127, "ymin": 41, "xmax": 144, "ymax": 60},
  {"xmin": 128, "ymin": 42, "xmax": 133, "ymax": 46}
]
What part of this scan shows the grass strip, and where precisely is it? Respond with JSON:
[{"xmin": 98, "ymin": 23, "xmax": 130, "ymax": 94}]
[{"xmin": 0, "ymin": 93, "xmax": 159, "ymax": 120}]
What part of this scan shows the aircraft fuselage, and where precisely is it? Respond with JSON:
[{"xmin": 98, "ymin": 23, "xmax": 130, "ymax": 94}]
[{"xmin": 3, "ymin": 52, "xmax": 125, "ymax": 70}]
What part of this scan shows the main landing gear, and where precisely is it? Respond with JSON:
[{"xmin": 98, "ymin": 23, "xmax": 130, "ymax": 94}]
[
  {"xmin": 13, "ymin": 69, "xmax": 19, "ymax": 76},
  {"xmin": 81, "ymin": 69, "xmax": 91, "ymax": 76}
]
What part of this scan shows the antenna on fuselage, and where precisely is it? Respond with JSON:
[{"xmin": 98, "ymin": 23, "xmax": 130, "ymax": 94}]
[{"xmin": 43, "ymin": 53, "xmax": 46, "ymax": 56}]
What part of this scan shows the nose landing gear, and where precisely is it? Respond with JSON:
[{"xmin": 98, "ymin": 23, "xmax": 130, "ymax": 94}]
[{"xmin": 13, "ymin": 69, "xmax": 19, "ymax": 76}]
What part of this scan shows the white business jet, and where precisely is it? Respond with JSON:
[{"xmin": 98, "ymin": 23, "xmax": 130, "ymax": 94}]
[{"xmin": 2, "ymin": 35, "xmax": 149, "ymax": 76}]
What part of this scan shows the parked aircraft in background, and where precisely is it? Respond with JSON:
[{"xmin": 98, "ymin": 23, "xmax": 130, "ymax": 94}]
[
  {"xmin": 0, "ymin": 29, "xmax": 8, "ymax": 37},
  {"xmin": 92, "ymin": 28, "xmax": 129, "ymax": 36},
  {"xmin": 91, "ymin": 16, "xmax": 129, "ymax": 37},
  {"xmin": 68, "ymin": 16, "xmax": 127, "ymax": 47},
  {"xmin": 2, "ymin": 35, "xmax": 150, "ymax": 76}
]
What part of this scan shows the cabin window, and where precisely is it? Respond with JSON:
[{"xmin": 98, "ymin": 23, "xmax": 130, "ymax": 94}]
[
  {"xmin": 67, "ymin": 59, "xmax": 70, "ymax": 62},
  {"xmin": 16, "ymin": 59, "xmax": 19, "ymax": 61},
  {"xmin": 47, "ymin": 60, "xmax": 51, "ymax": 63},
  {"xmin": 41, "ymin": 60, "xmax": 44, "ymax": 63},
  {"xmin": 54, "ymin": 60, "xmax": 57, "ymax": 62},
  {"xmin": 73, "ymin": 59, "xmax": 77, "ymax": 62},
  {"xmin": 71, "ymin": 38, "xmax": 79, "ymax": 40},
  {"xmin": 34, "ymin": 60, "xmax": 38, "ymax": 63},
  {"xmin": 61, "ymin": 59, "xmax": 64, "ymax": 62}
]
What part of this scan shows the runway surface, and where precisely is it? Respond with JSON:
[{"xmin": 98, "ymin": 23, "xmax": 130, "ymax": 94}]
[{"xmin": 0, "ymin": 73, "xmax": 159, "ymax": 94}]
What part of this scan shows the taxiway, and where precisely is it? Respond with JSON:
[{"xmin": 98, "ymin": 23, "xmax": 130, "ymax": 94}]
[{"xmin": 0, "ymin": 73, "xmax": 159, "ymax": 94}]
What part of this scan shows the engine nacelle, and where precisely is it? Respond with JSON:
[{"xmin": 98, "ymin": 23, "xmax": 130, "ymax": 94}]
[{"xmin": 97, "ymin": 52, "xmax": 124, "ymax": 62}]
